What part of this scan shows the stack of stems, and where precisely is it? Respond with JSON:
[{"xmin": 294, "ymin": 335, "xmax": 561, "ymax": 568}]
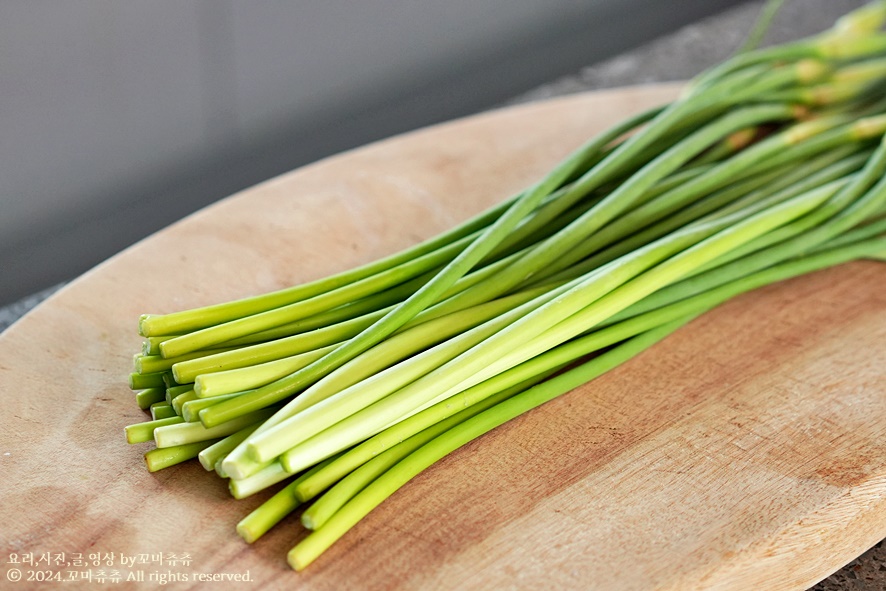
[{"xmin": 122, "ymin": 1, "xmax": 886, "ymax": 572}]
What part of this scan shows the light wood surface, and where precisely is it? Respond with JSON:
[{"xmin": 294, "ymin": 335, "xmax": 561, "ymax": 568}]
[{"xmin": 1, "ymin": 84, "xmax": 884, "ymax": 590}]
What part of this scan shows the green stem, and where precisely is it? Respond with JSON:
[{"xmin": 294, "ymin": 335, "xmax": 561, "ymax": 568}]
[
  {"xmin": 286, "ymin": 319, "xmax": 689, "ymax": 570},
  {"xmin": 225, "ymin": 283, "xmax": 573, "ymax": 475},
  {"xmin": 197, "ymin": 423, "xmax": 261, "ymax": 471},
  {"xmin": 235, "ymin": 454, "xmax": 343, "ymax": 543},
  {"xmin": 153, "ymin": 409, "xmax": 275, "ymax": 448},
  {"xmin": 150, "ymin": 403, "xmax": 177, "ymax": 420},
  {"xmin": 145, "ymin": 440, "xmax": 221, "ymax": 473},
  {"xmin": 196, "ymin": 91, "xmax": 765, "ymax": 437},
  {"xmin": 130, "ymin": 372, "xmax": 165, "ymax": 390},
  {"xmin": 191, "ymin": 346, "xmax": 337, "ymax": 398},
  {"xmin": 124, "ymin": 416, "xmax": 184, "ymax": 444},
  {"xmin": 278, "ymin": 179, "xmax": 833, "ymax": 474},
  {"xmin": 736, "ymin": 0, "xmax": 787, "ymax": 54},
  {"xmin": 159, "ymin": 232, "xmax": 486, "ymax": 358},
  {"xmin": 239, "ymin": 285, "xmax": 560, "ymax": 463},
  {"xmin": 138, "ymin": 198, "xmax": 519, "ymax": 338},
  {"xmin": 413, "ymin": 104, "xmax": 798, "ymax": 324},
  {"xmin": 229, "ymin": 461, "xmax": 292, "ymax": 499},
  {"xmin": 611, "ymin": 136, "xmax": 886, "ymax": 323},
  {"xmin": 523, "ymin": 123, "xmax": 859, "ymax": 287},
  {"xmin": 182, "ymin": 391, "xmax": 245, "ymax": 422},
  {"xmin": 149, "ymin": 103, "xmax": 666, "ymax": 346},
  {"xmin": 135, "ymin": 387, "xmax": 166, "ymax": 410},
  {"xmin": 287, "ymin": 227, "xmax": 884, "ymax": 568},
  {"xmin": 288, "ymin": 233, "xmax": 885, "ymax": 556},
  {"xmin": 563, "ymin": 147, "xmax": 867, "ymax": 278}
]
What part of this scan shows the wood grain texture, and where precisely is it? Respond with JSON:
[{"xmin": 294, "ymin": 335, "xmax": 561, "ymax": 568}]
[{"xmin": 0, "ymin": 84, "xmax": 883, "ymax": 591}]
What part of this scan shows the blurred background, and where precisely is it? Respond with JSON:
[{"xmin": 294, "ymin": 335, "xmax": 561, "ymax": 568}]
[{"xmin": 0, "ymin": 0, "xmax": 751, "ymax": 307}]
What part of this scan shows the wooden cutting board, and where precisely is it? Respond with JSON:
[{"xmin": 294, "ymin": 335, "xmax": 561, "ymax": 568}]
[{"xmin": 1, "ymin": 84, "xmax": 884, "ymax": 591}]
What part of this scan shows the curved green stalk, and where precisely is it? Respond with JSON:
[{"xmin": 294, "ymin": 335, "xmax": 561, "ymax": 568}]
[
  {"xmin": 521, "ymin": 119, "xmax": 857, "ymax": 286},
  {"xmin": 240, "ymin": 285, "xmax": 559, "ymax": 442},
  {"xmin": 736, "ymin": 0, "xmax": 787, "ymax": 54},
  {"xmin": 196, "ymin": 91, "xmax": 787, "ymax": 441},
  {"xmin": 121, "ymin": 8, "xmax": 886, "ymax": 570},
  {"xmin": 290, "ymin": 229, "xmax": 877, "ymax": 501},
  {"xmin": 611, "ymin": 136, "xmax": 886, "ymax": 323},
  {"xmin": 286, "ymin": 319, "xmax": 690, "ymax": 570},
  {"xmin": 235, "ymin": 453, "xmax": 345, "ymax": 543},
  {"xmin": 288, "ymin": 230, "xmax": 886, "ymax": 569},
  {"xmin": 406, "ymin": 104, "xmax": 797, "ymax": 325},
  {"xmin": 277, "ymin": 179, "xmax": 834, "ymax": 474},
  {"xmin": 226, "ymin": 283, "xmax": 573, "ymax": 473}
]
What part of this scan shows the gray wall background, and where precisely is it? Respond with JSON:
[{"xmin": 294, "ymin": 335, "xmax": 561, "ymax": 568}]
[{"xmin": 0, "ymin": 0, "xmax": 743, "ymax": 306}]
